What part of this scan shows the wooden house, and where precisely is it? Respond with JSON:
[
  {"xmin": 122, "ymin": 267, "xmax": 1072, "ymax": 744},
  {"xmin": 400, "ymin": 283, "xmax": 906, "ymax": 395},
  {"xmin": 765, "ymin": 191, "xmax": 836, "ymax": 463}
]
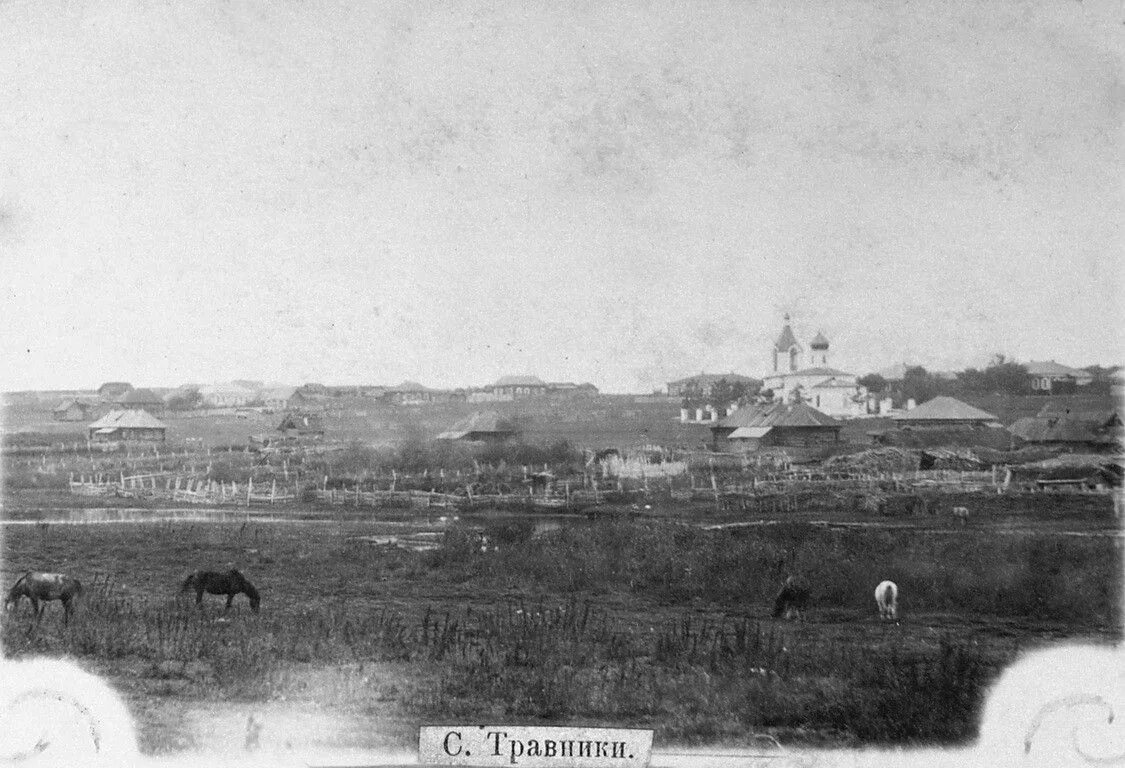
[
  {"xmin": 436, "ymin": 411, "xmax": 520, "ymax": 444},
  {"xmin": 1009, "ymin": 406, "xmax": 1123, "ymax": 452},
  {"xmin": 87, "ymin": 410, "xmax": 167, "ymax": 443},
  {"xmin": 53, "ymin": 399, "xmax": 99, "ymax": 422},
  {"xmin": 710, "ymin": 402, "xmax": 842, "ymax": 452}
]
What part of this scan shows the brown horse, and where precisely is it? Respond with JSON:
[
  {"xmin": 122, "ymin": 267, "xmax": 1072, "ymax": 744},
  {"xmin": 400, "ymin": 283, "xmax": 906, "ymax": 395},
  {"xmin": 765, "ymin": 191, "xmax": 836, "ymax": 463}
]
[
  {"xmin": 180, "ymin": 569, "xmax": 261, "ymax": 612},
  {"xmin": 5, "ymin": 572, "xmax": 83, "ymax": 624}
]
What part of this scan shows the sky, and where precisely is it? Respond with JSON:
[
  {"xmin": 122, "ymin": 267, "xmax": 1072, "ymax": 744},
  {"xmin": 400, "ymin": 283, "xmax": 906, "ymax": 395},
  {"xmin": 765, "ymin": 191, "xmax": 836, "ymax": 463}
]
[{"xmin": 0, "ymin": 0, "xmax": 1120, "ymax": 393}]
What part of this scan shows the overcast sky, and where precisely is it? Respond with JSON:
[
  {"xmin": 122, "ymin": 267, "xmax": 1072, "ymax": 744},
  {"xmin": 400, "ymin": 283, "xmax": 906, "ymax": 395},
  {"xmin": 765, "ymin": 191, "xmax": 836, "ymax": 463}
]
[{"xmin": 0, "ymin": 0, "xmax": 1119, "ymax": 393}]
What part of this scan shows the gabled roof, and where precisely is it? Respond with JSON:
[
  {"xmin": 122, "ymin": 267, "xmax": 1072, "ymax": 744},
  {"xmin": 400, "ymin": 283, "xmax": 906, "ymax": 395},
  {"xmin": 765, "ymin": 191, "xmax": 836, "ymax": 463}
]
[
  {"xmin": 88, "ymin": 410, "xmax": 167, "ymax": 430},
  {"xmin": 437, "ymin": 411, "xmax": 519, "ymax": 439},
  {"xmin": 1025, "ymin": 360, "xmax": 1093, "ymax": 379},
  {"xmin": 714, "ymin": 402, "xmax": 841, "ymax": 430},
  {"xmin": 891, "ymin": 396, "xmax": 999, "ymax": 423},
  {"xmin": 493, "ymin": 375, "xmax": 546, "ymax": 387},
  {"xmin": 774, "ymin": 322, "xmax": 800, "ymax": 352}
]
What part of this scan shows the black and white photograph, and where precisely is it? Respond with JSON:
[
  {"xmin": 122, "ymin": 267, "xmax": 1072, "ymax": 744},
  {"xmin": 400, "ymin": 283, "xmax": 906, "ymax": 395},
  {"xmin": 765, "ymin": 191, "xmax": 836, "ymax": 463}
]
[{"xmin": 0, "ymin": 1, "xmax": 1121, "ymax": 766}]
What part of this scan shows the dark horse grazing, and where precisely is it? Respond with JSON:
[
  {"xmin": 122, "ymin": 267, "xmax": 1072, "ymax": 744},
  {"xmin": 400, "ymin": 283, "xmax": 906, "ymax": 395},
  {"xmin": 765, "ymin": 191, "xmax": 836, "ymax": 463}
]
[
  {"xmin": 181, "ymin": 569, "xmax": 261, "ymax": 612},
  {"xmin": 5, "ymin": 572, "xmax": 83, "ymax": 624},
  {"xmin": 772, "ymin": 575, "xmax": 811, "ymax": 620}
]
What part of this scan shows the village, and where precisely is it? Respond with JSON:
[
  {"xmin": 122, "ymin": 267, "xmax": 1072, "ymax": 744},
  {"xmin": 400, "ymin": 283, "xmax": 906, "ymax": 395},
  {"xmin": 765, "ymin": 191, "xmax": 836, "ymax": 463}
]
[
  {"xmin": 2, "ymin": 314, "xmax": 1121, "ymax": 756},
  {"xmin": 6, "ymin": 315, "xmax": 1120, "ymax": 496}
]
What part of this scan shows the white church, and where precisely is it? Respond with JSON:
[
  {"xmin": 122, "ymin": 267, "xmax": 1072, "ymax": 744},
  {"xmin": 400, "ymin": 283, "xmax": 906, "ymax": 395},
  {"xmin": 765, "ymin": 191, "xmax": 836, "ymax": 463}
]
[{"xmin": 761, "ymin": 315, "xmax": 867, "ymax": 418}]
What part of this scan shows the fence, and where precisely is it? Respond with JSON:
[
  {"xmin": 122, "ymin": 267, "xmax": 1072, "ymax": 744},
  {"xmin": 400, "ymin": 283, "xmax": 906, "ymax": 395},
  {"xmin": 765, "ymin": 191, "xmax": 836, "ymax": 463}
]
[{"xmin": 68, "ymin": 473, "xmax": 299, "ymax": 505}]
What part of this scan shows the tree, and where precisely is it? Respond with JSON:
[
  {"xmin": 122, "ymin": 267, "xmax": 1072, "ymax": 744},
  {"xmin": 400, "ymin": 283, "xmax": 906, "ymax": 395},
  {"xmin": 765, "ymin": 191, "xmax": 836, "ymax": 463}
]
[
  {"xmin": 680, "ymin": 380, "xmax": 705, "ymax": 411},
  {"xmin": 901, "ymin": 366, "xmax": 944, "ymax": 405},
  {"xmin": 957, "ymin": 354, "xmax": 1028, "ymax": 395},
  {"xmin": 166, "ymin": 388, "xmax": 202, "ymax": 411},
  {"xmin": 858, "ymin": 373, "xmax": 888, "ymax": 394},
  {"xmin": 709, "ymin": 378, "xmax": 733, "ymax": 410}
]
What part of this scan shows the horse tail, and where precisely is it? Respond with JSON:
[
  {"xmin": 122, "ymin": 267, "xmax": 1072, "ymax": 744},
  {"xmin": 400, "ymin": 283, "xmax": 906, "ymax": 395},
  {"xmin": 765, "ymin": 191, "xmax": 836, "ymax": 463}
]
[{"xmin": 771, "ymin": 584, "xmax": 789, "ymax": 618}]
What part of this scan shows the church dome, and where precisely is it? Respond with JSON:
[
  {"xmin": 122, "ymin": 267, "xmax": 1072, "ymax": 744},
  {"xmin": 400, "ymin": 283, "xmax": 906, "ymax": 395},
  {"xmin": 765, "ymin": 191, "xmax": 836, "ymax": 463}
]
[{"xmin": 810, "ymin": 332, "xmax": 829, "ymax": 350}]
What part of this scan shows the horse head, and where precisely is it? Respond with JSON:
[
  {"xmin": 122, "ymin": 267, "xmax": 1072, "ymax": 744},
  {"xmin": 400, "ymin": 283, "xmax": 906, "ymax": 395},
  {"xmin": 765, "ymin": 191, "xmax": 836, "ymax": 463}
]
[
  {"xmin": 5, "ymin": 576, "xmax": 27, "ymax": 612},
  {"xmin": 231, "ymin": 571, "xmax": 261, "ymax": 613}
]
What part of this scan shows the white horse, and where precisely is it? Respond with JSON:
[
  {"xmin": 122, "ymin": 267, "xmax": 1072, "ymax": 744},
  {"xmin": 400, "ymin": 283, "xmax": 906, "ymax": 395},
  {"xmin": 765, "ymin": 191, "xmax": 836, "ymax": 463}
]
[
  {"xmin": 952, "ymin": 506, "xmax": 969, "ymax": 527},
  {"xmin": 875, "ymin": 580, "xmax": 898, "ymax": 621}
]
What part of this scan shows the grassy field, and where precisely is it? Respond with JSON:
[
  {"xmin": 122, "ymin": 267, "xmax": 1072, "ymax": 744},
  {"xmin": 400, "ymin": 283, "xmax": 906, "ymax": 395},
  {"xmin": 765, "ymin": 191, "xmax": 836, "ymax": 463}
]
[{"xmin": 1, "ymin": 491, "xmax": 1119, "ymax": 754}]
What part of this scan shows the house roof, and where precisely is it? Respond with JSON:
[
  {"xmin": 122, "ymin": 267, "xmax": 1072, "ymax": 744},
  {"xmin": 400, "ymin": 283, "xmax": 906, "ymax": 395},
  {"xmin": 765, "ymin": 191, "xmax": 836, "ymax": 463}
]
[
  {"xmin": 259, "ymin": 386, "xmax": 298, "ymax": 401},
  {"xmin": 88, "ymin": 410, "xmax": 167, "ymax": 430},
  {"xmin": 1025, "ymin": 360, "xmax": 1093, "ymax": 379},
  {"xmin": 53, "ymin": 399, "xmax": 93, "ymax": 412},
  {"xmin": 810, "ymin": 377, "xmax": 855, "ymax": 389},
  {"xmin": 891, "ymin": 396, "xmax": 999, "ymax": 423},
  {"xmin": 493, "ymin": 375, "xmax": 546, "ymax": 387},
  {"xmin": 714, "ymin": 402, "xmax": 841, "ymax": 430},
  {"xmin": 781, "ymin": 366, "xmax": 854, "ymax": 378},
  {"xmin": 1010, "ymin": 415, "xmax": 1123, "ymax": 445},
  {"xmin": 389, "ymin": 381, "xmax": 432, "ymax": 392},
  {"xmin": 437, "ymin": 411, "xmax": 519, "ymax": 439},
  {"xmin": 118, "ymin": 388, "xmax": 162, "ymax": 404},
  {"xmin": 1035, "ymin": 402, "xmax": 1119, "ymax": 425},
  {"xmin": 666, "ymin": 372, "xmax": 758, "ymax": 386},
  {"xmin": 774, "ymin": 321, "xmax": 800, "ymax": 352},
  {"xmin": 728, "ymin": 426, "xmax": 773, "ymax": 439}
]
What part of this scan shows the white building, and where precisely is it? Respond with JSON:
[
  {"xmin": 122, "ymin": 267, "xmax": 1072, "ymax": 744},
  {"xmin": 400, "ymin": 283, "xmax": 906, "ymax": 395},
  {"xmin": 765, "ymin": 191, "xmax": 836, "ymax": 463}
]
[
  {"xmin": 761, "ymin": 315, "xmax": 866, "ymax": 418},
  {"xmin": 198, "ymin": 383, "xmax": 258, "ymax": 408}
]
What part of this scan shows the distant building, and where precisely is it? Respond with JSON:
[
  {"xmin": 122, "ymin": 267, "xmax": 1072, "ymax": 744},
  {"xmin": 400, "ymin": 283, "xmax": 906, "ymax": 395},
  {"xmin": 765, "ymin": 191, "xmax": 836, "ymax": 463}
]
[
  {"xmin": 384, "ymin": 381, "xmax": 444, "ymax": 404},
  {"xmin": 666, "ymin": 373, "xmax": 758, "ymax": 399},
  {"xmin": 890, "ymin": 396, "xmax": 1001, "ymax": 428},
  {"xmin": 546, "ymin": 381, "xmax": 600, "ymax": 398},
  {"xmin": 436, "ymin": 411, "xmax": 520, "ymax": 443},
  {"xmin": 761, "ymin": 316, "xmax": 864, "ymax": 417},
  {"xmin": 199, "ymin": 383, "xmax": 257, "ymax": 408},
  {"xmin": 710, "ymin": 401, "xmax": 842, "ymax": 452},
  {"xmin": 258, "ymin": 387, "xmax": 308, "ymax": 412},
  {"xmin": 97, "ymin": 382, "xmax": 133, "ymax": 400},
  {"xmin": 53, "ymin": 399, "xmax": 99, "ymax": 422},
  {"xmin": 116, "ymin": 387, "xmax": 165, "ymax": 414},
  {"xmin": 87, "ymin": 410, "xmax": 167, "ymax": 443},
  {"xmin": 1009, "ymin": 404, "xmax": 1123, "ymax": 452},
  {"xmin": 1025, "ymin": 360, "xmax": 1094, "ymax": 394},
  {"xmin": 489, "ymin": 375, "xmax": 549, "ymax": 399},
  {"xmin": 276, "ymin": 411, "xmax": 325, "ymax": 439}
]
